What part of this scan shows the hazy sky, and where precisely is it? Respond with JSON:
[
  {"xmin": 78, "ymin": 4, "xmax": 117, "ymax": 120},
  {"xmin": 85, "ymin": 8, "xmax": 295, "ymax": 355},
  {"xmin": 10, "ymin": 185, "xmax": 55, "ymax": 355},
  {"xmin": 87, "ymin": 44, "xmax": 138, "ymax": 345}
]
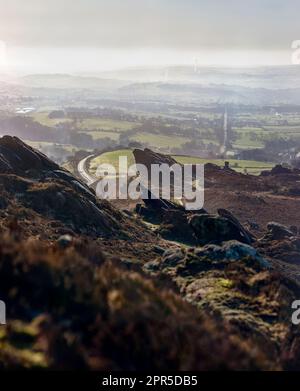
[{"xmin": 0, "ymin": 0, "xmax": 299, "ymax": 73}]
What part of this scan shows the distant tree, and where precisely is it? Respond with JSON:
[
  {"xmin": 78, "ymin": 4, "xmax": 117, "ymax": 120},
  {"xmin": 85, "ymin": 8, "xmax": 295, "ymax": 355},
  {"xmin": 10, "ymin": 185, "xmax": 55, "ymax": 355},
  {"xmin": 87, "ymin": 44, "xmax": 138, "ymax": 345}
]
[
  {"xmin": 48, "ymin": 110, "xmax": 65, "ymax": 119},
  {"xmin": 128, "ymin": 141, "xmax": 142, "ymax": 149}
]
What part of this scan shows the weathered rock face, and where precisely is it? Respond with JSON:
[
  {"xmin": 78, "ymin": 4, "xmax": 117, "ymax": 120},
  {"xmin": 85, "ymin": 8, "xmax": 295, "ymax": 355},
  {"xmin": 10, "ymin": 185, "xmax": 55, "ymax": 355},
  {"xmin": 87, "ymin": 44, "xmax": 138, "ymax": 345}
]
[
  {"xmin": 0, "ymin": 136, "xmax": 58, "ymax": 174},
  {"xmin": 156, "ymin": 209, "xmax": 198, "ymax": 244},
  {"xmin": 144, "ymin": 240, "xmax": 300, "ymax": 369},
  {"xmin": 135, "ymin": 194, "xmax": 202, "ymax": 244},
  {"xmin": 254, "ymin": 222, "xmax": 300, "ymax": 273},
  {"xmin": 264, "ymin": 222, "xmax": 294, "ymax": 241},
  {"xmin": 145, "ymin": 240, "xmax": 269, "ymax": 274},
  {"xmin": 0, "ymin": 136, "xmax": 147, "ymax": 239},
  {"xmin": 189, "ymin": 213, "xmax": 252, "ymax": 245},
  {"xmin": 133, "ymin": 148, "xmax": 178, "ymax": 171},
  {"xmin": 137, "ymin": 196, "xmax": 253, "ymax": 246}
]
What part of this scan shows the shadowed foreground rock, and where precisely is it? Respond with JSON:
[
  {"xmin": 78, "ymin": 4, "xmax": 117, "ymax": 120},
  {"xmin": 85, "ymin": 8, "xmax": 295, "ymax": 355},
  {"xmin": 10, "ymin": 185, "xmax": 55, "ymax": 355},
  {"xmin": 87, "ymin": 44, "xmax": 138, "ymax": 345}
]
[
  {"xmin": 144, "ymin": 240, "xmax": 300, "ymax": 369},
  {"xmin": 0, "ymin": 234, "xmax": 270, "ymax": 370}
]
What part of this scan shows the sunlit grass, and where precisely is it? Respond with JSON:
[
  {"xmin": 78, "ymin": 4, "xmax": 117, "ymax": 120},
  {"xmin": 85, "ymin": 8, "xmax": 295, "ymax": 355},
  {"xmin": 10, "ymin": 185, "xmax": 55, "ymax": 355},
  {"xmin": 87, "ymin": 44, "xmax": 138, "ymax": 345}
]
[
  {"xmin": 131, "ymin": 132, "xmax": 187, "ymax": 149},
  {"xmin": 78, "ymin": 118, "xmax": 138, "ymax": 131},
  {"xmin": 89, "ymin": 149, "xmax": 274, "ymax": 176}
]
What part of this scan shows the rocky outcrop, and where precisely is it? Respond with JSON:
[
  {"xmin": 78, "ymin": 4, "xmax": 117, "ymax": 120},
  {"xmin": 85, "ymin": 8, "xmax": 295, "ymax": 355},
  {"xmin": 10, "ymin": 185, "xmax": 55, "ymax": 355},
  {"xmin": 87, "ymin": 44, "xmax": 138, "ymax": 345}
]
[
  {"xmin": 189, "ymin": 213, "xmax": 253, "ymax": 245},
  {"xmin": 260, "ymin": 164, "xmax": 294, "ymax": 176},
  {"xmin": 0, "ymin": 136, "xmax": 148, "ymax": 239},
  {"xmin": 263, "ymin": 222, "xmax": 294, "ymax": 241},
  {"xmin": 137, "ymin": 196, "xmax": 254, "ymax": 246},
  {"xmin": 0, "ymin": 135, "xmax": 58, "ymax": 174},
  {"xmin": 254, "ymin": 222, "xmax": 300, "ymax": 273},
  {"xmin": 133, "ymin": 148, "xmax": 178, "ymax": 171},
  {"xmin": 144, "ymin": 240, "xmax": 300, "ymax": 368}
]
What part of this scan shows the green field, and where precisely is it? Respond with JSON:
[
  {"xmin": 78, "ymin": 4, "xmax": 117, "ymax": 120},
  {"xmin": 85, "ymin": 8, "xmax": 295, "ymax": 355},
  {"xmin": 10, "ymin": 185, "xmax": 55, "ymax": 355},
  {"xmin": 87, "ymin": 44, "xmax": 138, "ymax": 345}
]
[
  {"xmin": 78, "ymin": 118, "xmax": 137, "ymax": 132},
  {"xmin": 28, "ymin": 108, "xmax": 300, "ymax": 165},
  {"xmin": 88, "ymin": 149, "xmax": 274, "ymax": 176},
  {"xmin": 130, "ymin": 132, "xmax": 187, "ymax": 149},
  {"xmin": 89, "ymin": 149, "xmax": 135, "ymax": 174},
  {"xmin": 25, "ymin": 140, "xmax": 79, "ymax": 153},
  {"xmin": 174, "ymin": 155, "xmax": 274, "ymax": 174},
  {"xmin": 79, "ymin": 130, "xmax": 120, "ymax": 141},
  {"xmin": 232, "ymin": 127, "xmax": 265, "ymax": 149},
  {"xmin": 232, "ymin": 124, "xmax": 300, "ymax": 149},
  {"xmin": 30, "ymin": 112, "xmax": 72, "ymax": 127},
  {"xmin": 263, "ymin": 125, "xmax": 300, "ymax": 134},
  {"xmin": 30, "ymin": 112, "xmax": 138, "ymax": 133},
  {"xmin": 231, "ymin": 111, "xmax": 300, "ymax": 149}
]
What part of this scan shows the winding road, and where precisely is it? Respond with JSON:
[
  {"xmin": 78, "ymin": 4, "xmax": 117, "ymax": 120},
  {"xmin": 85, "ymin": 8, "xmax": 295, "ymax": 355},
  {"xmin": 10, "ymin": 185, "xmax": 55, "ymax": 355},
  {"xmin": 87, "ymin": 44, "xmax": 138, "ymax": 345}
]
[{"xmin": 77, "ymin": 155, "xmax": 96, "ymax": 185}]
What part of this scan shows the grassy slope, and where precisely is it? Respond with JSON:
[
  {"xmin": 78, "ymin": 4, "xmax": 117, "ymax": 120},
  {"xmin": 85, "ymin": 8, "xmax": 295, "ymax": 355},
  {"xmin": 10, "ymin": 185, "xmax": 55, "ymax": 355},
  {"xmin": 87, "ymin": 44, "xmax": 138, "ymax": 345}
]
[
  {"xmin": 89, "ymin": 149, "xmax": 274, "ymax": 175},
  {"xmin": 78, "ymin": 118, "xmax": 138, "ymax": 131},
  {"xmin": 30, "ymin": 112, "xmax": 72, "ymax": 127},
  {"xmin": 89, "ymin": 149, "xmax": 136, "ymax": 174}
]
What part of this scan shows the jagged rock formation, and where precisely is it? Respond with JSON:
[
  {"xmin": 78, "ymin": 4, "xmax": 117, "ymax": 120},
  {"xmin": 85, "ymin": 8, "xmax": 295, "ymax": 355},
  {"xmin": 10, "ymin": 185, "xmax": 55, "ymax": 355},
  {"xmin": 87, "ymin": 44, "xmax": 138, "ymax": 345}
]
[
  {"xmin": 144, "ymin": 240, "xmax": 300, "ymax": 369},
  {"xmin": 0, "ymin": 136, "xmax": 148, "ymax": 239},
  {"xmin": 263, "ymin": 222, "xmax": 294, "ymax": 241},
  {"xmin": 260, "ymin": 164, "xmax": 300, "ymax": 177},
  {"xmin": 189, "ymin": 213, "xmax": 252, "ymax": 245},
  {"xmin": 133, "ymin": 148, "xmax": 178, "ymax": 171},
  {"xmin": 0, "ymin": 135, "xmax": 61, "ymax": 174},
  {"xmin": 136, "ymin": 197, "xmax": 254, "ymax": 246}
]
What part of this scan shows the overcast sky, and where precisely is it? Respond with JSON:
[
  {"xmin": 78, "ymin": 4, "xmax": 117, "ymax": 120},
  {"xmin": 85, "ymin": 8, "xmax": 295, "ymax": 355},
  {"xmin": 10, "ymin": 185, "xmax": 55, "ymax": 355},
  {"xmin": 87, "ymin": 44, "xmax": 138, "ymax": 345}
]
[{"xmin": 0, "ymin": 0, "xmax": 299, "ymax": 73}]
